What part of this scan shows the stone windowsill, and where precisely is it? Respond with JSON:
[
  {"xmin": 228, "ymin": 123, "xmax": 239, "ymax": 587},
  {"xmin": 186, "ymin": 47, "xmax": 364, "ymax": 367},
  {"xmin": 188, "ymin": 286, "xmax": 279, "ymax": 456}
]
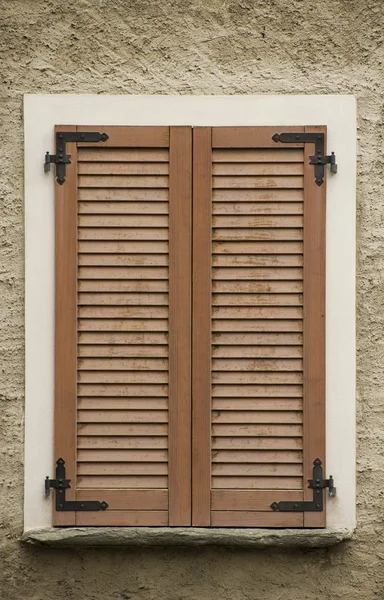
[{"xmin": 21, "ymin": 527, "xmax": 353, "ymax": 548}]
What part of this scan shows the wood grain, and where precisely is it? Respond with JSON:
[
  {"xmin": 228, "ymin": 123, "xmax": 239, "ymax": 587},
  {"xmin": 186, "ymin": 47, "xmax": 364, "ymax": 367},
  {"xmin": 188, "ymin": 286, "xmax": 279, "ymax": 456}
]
[
  {"xmin": 54, "ymin": 125, "xmax": 78, "ymax": 526},
  {"xmin": 168, "ymin": 126, "xmax": 192, "ymax": 525}
]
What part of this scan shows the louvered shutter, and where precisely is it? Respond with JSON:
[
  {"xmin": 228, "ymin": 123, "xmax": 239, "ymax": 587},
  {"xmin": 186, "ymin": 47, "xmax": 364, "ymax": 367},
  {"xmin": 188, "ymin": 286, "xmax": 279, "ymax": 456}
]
[
  {"xmin": 192, "ymin": 127, "xmax": 326, "ymax": 528},
  {"xmin": 54, "ymin": 126, "xmax": 192, "ymax": 526}
]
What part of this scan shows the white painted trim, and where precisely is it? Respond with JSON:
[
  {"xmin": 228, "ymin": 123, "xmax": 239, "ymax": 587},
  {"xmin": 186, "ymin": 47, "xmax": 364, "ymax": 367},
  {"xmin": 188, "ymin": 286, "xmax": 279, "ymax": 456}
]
[{"xmin": 24, "ymin": 95, "xmax": 356, "ymax": 531}]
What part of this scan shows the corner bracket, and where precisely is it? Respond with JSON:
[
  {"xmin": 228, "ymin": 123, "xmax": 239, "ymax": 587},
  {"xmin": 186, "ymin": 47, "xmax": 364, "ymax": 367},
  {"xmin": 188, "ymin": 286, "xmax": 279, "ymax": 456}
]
[
  {"xmin": 272, "ymin": 132, "xmax": 337, "ymax": 186},
  {"xmin": 45, "ymin": 458, "xmax": 108, "ymax": 512},
  {"xmin": 44, "ymin": 131, "xmax": 109, "ymax": 185},
  {"xmin": 270, "ymin": 459, "xmax": 336, "ymax": 512}
]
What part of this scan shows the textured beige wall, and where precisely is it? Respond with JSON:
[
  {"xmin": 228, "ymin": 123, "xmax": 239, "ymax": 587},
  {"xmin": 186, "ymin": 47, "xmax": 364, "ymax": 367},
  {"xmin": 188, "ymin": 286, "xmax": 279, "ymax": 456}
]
[{"xmin": 0, "ymin": 0, "xmax": 383, "ymax": 598}]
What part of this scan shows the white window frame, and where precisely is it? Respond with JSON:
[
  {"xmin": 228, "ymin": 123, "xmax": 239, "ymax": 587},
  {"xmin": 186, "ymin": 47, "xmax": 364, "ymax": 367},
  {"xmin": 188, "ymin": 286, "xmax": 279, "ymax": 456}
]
[{"xmin": 24, "ymin": 94, "xmax": 356, "ymax": 532}]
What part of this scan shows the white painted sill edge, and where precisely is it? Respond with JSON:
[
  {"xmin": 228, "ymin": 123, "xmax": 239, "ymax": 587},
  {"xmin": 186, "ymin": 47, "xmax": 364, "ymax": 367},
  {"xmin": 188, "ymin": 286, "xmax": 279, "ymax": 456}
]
[{"xmin": 21, "ymin": 527, "xmax": 353, "ymax": 548}]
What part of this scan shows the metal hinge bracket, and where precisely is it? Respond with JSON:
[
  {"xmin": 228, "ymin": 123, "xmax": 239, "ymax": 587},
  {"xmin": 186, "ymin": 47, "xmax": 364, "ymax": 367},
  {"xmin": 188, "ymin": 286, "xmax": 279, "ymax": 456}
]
[
  {"xmin": 270, "ymin": 458, "xmax": 336, "ymax": 512},
  {"xmin": 44, "ymin": 131, "xmax": 109, "ymax": 185},
  {"xmin": 272, "ymin": 132, "xmax": 337, "ymax": 186},
  {"xmin": 45, "ymin": 458, "xmax": 108, "ymax": 511}
]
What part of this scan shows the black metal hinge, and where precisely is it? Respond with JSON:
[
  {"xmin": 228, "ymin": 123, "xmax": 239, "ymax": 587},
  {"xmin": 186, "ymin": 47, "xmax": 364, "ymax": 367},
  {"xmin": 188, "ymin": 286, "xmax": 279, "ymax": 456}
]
[
  {"xmin": 272, "ymin": 132, "xmax": 337, "ymax": 186},
  {"xmin": 45, "ymin": 458, "xmax": 108, "ymax": 511},
  {"xmin": 270, "ymin": 458, "xmax": 336, "ymax": 513},
  {"xmin": 44, "ymin": 131, "xmax": 109, "ymax": 185}
]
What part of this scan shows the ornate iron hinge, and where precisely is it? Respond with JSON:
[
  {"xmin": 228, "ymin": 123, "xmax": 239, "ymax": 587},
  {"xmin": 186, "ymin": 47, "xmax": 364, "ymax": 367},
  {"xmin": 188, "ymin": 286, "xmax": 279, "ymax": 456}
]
[
  {"xmin": 44, "ymin": 130, "xmax": 109, "ymax": 185},
  {"xmin": 272, "ymin": 132, "xmax": 337, "ymax": 186},
  {"xmin": 270, "ymin": 458, "xmax": 336, "ymax": 512},
  {"xmin": 45, "ymin": 458, "xmax": 109, "ymax": 512}
]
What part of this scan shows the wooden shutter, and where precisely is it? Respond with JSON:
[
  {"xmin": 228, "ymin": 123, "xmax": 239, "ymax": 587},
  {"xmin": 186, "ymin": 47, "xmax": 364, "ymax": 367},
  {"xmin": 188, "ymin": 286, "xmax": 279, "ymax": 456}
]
[
  {"xmin": 54, "ymin": 125, "xmax": 192, "ymax": 526},
  {"xmin": 192, "ymin": 126, "xmax": 326, "ymax": 528}
]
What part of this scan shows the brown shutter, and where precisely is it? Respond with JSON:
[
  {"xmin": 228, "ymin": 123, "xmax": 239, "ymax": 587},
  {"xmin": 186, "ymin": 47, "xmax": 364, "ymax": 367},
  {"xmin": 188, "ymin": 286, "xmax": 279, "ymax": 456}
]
[
  {"xmin": 54, "ymin": 126, "xmax": 192, "ymax": 526},
  {"xmin": 192, "ymin": 126, "xmax": 326, "ymax": 527}
]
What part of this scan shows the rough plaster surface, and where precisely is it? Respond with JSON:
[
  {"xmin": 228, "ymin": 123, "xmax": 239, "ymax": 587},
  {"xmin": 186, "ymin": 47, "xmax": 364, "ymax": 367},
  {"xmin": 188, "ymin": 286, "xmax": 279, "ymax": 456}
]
[{"xmin": 0, "ymin": 0, "xmax": 383, "ymax": 598}]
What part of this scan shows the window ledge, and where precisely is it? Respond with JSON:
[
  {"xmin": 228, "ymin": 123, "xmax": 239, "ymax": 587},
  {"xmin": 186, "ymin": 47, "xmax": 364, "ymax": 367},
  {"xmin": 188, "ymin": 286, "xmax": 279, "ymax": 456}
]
[{"xmin": 21, "ymin": 527, "xmax": 353, "ymax": 548}]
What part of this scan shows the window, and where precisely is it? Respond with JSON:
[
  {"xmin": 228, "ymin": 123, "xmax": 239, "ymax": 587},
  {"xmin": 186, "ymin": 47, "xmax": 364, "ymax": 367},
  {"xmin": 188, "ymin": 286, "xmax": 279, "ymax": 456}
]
[{"xmin": 24, "ymin": 96, "xmax": 356, "ymax": 532}]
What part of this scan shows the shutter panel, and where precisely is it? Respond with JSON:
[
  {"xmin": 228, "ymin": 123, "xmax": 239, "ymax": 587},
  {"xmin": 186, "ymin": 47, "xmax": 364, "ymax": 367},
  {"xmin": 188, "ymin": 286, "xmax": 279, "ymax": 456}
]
[
  {"xmin": 54, "ymin": 126, "xmax": 192, "ymax": 526},
  {"xmin": 192, "ymin": 126, "xmax": 326, "ymax": 527}
]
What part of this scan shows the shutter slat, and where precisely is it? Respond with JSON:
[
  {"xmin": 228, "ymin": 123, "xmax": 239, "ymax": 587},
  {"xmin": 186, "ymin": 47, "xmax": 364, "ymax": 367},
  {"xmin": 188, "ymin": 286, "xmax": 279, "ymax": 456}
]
[
  {"xmin": 79, "ymin": 188, "xmax": 168, "ymax": 201},
  {"xmin": 213, "ymin": 202, "xmax": 303, "ymax": 215},
  {"xmin": 78, "ymin": 148, "xmax": 169, "ymax": 162},
  {"xmin": 79, "ymin": 202, "xmax": 169, "ymax": 214},
  {"xmin": 78, "ymin": 162, "xmax": 169, "ymax": 175}
]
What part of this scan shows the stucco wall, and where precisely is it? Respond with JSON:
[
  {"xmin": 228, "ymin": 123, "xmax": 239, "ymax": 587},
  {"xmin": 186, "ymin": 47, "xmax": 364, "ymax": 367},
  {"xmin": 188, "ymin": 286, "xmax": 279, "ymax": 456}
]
[{"xmin": 0, "ymin": 0, "xmax": 383, "ymax": 598}]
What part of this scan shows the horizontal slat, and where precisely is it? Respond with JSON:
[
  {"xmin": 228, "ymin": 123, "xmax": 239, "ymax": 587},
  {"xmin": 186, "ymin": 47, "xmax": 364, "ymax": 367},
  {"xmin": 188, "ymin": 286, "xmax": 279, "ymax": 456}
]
[
  {"xmin": 78, "ymin": 332, "xmax": 168, "ymax": 344},
  {"xmin": 212, "ymin": 358, "xmax": 302, "ymax": 371},
  {"xmin": 212, "ymin": 149, "xmax": 304, "ymax": 163},
  {"xmin": 213, "ymin": 176, "xmax": 303, "ymax": 189},
  {"xmin": 78, "ymin": 463, "xmax": 168, "ymax": 475},
  {"xmin": 213, "ymin": 189, "xmax": 304, "ymax": 202},
  {"xmin": 213, "ymin": 228, "xmax": 303, "ymax": 241},
  {"xmin": 212, "ymin": 268, "xmax": 303, "ymax": 281},
  {"xmin": 212, "ymin": 437, "xmax": 302, "ymax": 450},
  {"xmin": 78, "ymin": 358, "xmax": 168, "ymax": 370},
  {"xmin": 213, "ymin": 385, "xmax": 302, "ymax": 397},
  {"xmin": 213, "ymin": 255, "xmax": 302, "ymax": 267},
  {"xmin": 78, "ymin": 423, "xmax": 168, "ymax": 435},
  {"xmin": 77, "ymin": 384, "xmax": 168, "ymax": 397},
  {"xmin": 78, "ymin": 241, "xmax": 169, "ymax": 254},
  {"xmin": 78, "ymin": 450, "xmax": 168, "ymax": 462},
  {"xmin": 211, "ymin": 489, "xmax": 302, "ymax": 510},
  {"xmin": 78, "ymin": 188, "xmax": 168, "ymax": 201},
  {"xmin": 78, "ymin": 175, "xmax": 169, "ymax": 188},
  {"xmin": 78, "ymin": 293, "xmax": 169, "ymax": 306},
  {"xmin": 213, "ymin": 281, "xmax": 303, "ymax": 293},
  {"xmin": 78, "ymin": 398, "xmax": 168, "ymax": 409},
  {"xmin": 212, "ymin": 346, "xmax": 302, "ymax": 358},
  {"xmin": 212, "ymin": 333, "xmax": 302, "ymax": 345},
  {"xmin": 212, "ymin": 321, "xmax": 303, "ymax": 333},
  {"xmin": 78, "ymin": 410, "xmax": 168, "ymax": 422},
  {"xmin": 79, "ymin": 268, "xmax": 168, "ymax": 280},
  {"xmin": 212, "ymin": 372, "xmax": 302, "ymax": 384},
  {"xmin": 78, "ymin": 148, "xmax": 169, "ymax": 162},
  {"xmin": 78, "ymin": 319, "xmax": 168, "ymax": 331},
  {"xmin": 78, "ymin": 345, "xmax": 168, "ymax": 357},
  {"xmin": 79, "ymin": 255, "xmax": 168, "ymax": 267},
  {"xmin": 212, "ymin": 399, "xmax": 302, "ymax": 411},
  {"xmin": 79, "ymin": 227, "xmax": 168, "ymax": 240},
  {"xmin": 211, "ymin": 511, "xmax": 303, "ymax": 527},
  {"xmin": 77, "ymin": 476, "xmax": 168, "ymax": 489},
  {"xmin": 79, "ymin": 281, "xmax": 169, "ymax": 292},
  {"xmin": 76, "ymin": 489, "xmax": 168, "ymax": 510},
  {"xmin": 212, "ymin": 424, "xmax": 302, "ymax": 436},
  {"xmin": 78, "ymin": 436, "xmax": 168, "ymax": 449},
  {"xmin": 212, "ymin": 126, "xmax": 304, "ymax": 149},
  {"xmin": 213, "ymin": 202, "xmax": 303, "ymax": 215},
  {"xmin": 213, "ymin": 241, "xmax": 302, "ymax": 255},
  {"xmin": 212, "ymin": 464, "xmax": 303, "ymax": 476},
  {"xmin": 79, "ymin": 306, "xmax": 168, "ymax": 318},
  {"xmin": 78, "ymin": 372, "xmax": 168, "ymax": 384},
  {"xmin": 212, "ymin": 450, "xmax": 302, "ymax": 464},
  {"xmin": 79, "ymin": 215, "xmax": 169, "ymax": 227},
  {"xmin": 212, "ymin": 307, "xmax": 302, "ymax": 319},
  {"xmin": 78, "ymin": 162, "xmax": 169, "ymax": 175},
  {"xmin": 211, "ymin": 410, "xmax": 302, "ymax": 423},
  {"xmin": 78, "ymin": 202, "xmax": 169, "ymax": 215},
  {"xmin": 213, "ymin": 294, "xmax": 302, "ymax": 306},
  {"xmin": 77, "ymin": 125, "xmax": 170, "ymax": 148},
  {"xmin": 211, "ymin": 477, "xmax": 303, "ymax": 490},
  {"xmin": 75, "ymin": 511, "xmax": 168, "ymax": 526},
  {"xmin": 213, "ymin": 163, "xmax": 303, "ymax": 175},
  {"xmin": 213, "ymin": 215, "xmax": 303, "ymax": 228}
]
